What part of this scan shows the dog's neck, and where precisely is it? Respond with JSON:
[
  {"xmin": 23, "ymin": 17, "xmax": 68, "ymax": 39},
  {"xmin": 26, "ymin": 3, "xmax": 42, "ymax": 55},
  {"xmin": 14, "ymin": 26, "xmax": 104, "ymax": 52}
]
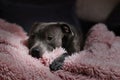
[{"xmin": 76, "ymin": 0, "xmax": 119, "ymax": 22}]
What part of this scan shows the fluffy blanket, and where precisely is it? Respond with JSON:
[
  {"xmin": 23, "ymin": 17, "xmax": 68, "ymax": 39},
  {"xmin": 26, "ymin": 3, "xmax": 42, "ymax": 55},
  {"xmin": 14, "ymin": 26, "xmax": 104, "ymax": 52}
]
[{"xmin": 0, "ymin": 19, "xmax": 120, "ymax": 80}]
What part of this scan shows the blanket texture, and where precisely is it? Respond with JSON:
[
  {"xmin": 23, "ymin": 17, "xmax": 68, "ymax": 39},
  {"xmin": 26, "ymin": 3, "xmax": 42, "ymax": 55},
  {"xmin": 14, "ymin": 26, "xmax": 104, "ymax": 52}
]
[{"xmin": 0, "ymin": 19, "xmax": 120, "ymax": 80}]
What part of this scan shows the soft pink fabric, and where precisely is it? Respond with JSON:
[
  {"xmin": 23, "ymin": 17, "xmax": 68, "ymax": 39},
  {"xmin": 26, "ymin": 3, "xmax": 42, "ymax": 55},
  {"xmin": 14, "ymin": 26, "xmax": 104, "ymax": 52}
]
[{"xmin": 0, "ymin": 19, "xmax": 120, "ymax": 80}]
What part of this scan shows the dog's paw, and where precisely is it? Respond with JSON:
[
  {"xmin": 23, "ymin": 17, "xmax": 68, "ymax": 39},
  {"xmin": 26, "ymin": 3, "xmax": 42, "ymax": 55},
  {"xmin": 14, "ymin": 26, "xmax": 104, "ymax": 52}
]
[
  {"xmin": 49, "ymin": 58, "xmax": 64, "ymax": 71},
  {"xmin": 49, "ymin": 53, "xmax": 68, "ymax": 71},
  {"xmin": 49, "ymin": 61, "xmax": 63, "ymax": 71}
]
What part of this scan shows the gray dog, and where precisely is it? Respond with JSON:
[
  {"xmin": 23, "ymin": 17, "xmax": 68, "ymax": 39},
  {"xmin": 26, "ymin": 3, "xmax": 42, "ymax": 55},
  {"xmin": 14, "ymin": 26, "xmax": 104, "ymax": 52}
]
[{"xmin": 28, "ymin": 22, "xmax": 83, "ymax": 71}]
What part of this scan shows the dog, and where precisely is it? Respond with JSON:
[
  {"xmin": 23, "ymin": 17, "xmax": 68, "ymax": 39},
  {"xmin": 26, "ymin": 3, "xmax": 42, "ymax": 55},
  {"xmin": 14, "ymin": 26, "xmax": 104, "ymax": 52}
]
[{"xmin": 28, "ymin": 22, "xmax": 83, "ymax": 71}]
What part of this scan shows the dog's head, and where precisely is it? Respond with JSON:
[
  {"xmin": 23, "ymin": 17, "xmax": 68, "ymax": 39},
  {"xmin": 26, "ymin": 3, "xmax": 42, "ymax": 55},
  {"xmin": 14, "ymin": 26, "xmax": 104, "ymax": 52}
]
[{"xmin": 28, "ymin": 22, "xmax": 75, "ymax": 58}]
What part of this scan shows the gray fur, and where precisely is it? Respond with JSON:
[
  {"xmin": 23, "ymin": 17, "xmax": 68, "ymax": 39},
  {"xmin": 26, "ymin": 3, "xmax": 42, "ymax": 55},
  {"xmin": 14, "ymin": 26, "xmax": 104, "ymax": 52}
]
[{"xmin": 28, "ymin": 22, "xmax": 83, "ymax": 70}]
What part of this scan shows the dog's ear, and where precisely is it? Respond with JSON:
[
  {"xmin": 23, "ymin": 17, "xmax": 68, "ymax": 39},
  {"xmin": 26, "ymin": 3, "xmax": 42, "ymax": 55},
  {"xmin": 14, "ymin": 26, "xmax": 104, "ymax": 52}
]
[
  {"xmin": 29, "ymin": 22, "xmax": 40, "ymax": 35},
  {"xmin": 32, "ymin": 22, "xmax": 39, "ymax": 27},
  {"xmin": 60, "ymin": 23, "xmax": 74, "ymax": 36}
]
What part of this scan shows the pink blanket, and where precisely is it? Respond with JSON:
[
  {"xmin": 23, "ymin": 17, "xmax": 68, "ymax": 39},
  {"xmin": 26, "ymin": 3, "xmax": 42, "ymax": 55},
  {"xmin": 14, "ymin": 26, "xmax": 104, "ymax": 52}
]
[{"xmin": 0, "ymin": 19, "xmax": 120, "ymax": 80}]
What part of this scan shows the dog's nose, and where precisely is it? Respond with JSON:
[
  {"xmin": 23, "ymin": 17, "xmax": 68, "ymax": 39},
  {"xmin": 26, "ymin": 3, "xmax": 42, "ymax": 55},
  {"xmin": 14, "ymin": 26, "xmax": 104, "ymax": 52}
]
[{"xmin": 30, "ymin": 48, "xmax": 40, "ymax": 58}]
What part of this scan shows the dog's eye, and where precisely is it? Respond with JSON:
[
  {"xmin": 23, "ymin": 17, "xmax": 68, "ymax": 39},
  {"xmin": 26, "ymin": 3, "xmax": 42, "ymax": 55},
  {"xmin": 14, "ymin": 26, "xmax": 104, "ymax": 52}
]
[{"xmin": 47, "ymin": 36, "xmax": 53, "ymax": 41}]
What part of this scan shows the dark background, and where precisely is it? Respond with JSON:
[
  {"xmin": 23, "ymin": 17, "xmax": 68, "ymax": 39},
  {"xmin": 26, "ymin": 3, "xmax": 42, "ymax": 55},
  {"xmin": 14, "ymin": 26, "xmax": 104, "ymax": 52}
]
[
  {"xmin": 0, "ymin": 0, "xmax": 120, "ymax": 36},
  {"xmin": 0, "ymin": 0, "xmax": 78, "ymax": 32}
]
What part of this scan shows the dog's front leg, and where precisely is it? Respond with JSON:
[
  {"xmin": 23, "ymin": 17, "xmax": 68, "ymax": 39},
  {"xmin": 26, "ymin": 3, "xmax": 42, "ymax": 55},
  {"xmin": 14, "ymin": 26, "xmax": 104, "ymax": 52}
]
[{"xmin": 49, "ymin": 53, "xmax": 68, "ymax": 71}]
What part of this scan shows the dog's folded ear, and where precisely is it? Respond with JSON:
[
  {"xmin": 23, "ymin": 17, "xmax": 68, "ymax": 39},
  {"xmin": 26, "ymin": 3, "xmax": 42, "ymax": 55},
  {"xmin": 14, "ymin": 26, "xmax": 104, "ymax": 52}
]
[
  {"xmin": 29, "ymin": 22, "xmax": 40, "ymax": 35},
  {"xmin": 60, "ymin": 23, "xmax": 74, "ymax": 36},
  {"xmin": 32, "ymin": 22, "xmax": 39, "ymax": 27}
]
